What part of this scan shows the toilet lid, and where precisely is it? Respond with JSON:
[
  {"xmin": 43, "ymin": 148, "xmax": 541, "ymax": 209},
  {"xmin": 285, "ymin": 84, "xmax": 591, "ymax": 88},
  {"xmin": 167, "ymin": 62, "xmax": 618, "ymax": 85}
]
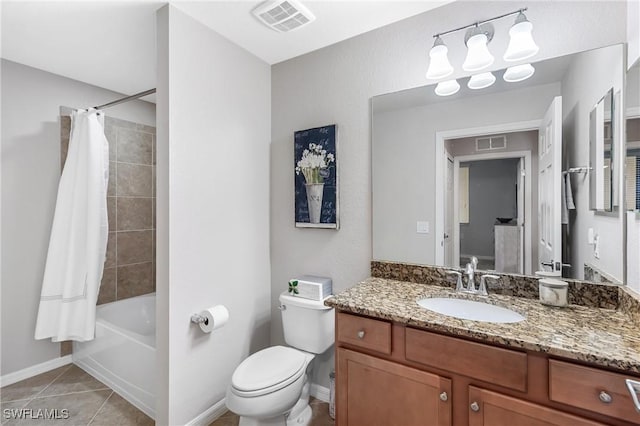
[{"xmin": 232, "ymin": 346, "xmax": 307, "ymax": 393}]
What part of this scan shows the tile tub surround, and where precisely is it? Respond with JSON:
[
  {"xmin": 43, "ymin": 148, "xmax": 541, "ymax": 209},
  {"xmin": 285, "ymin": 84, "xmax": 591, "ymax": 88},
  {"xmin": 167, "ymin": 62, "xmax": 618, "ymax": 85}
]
[
  {"xmin": 60, "ymin": 115, "xmax": 156, "ymax": 306},
  {"xmin": 371, "ymin": 260, "xmax": 620, "ymax": 309},
  {"xmin": 0, "ymin": 364, "xmax": 153, "ymax": 425},
  {"xmin": 325, "ymin": 277, "xmax": 640, "ymax": 373}
]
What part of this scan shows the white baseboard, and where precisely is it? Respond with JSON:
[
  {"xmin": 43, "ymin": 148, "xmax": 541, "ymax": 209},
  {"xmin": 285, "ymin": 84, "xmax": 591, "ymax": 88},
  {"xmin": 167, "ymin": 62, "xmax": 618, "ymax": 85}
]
[
  {"xmin": 310, "ymin": 384, "xmax": 330, "ymax": 403},
  {"xmin": 186, "ymin": 398, "xmax": 228, "ymax": 426},
  {"xmin": 0, "ymin": 355, "xmax": 72, "ymax": 387}
]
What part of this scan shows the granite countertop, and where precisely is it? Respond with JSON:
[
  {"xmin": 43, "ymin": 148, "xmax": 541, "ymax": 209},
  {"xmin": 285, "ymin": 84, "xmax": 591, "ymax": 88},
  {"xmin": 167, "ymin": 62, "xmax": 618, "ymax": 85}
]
[{"xmin": 325, "ymin": 277, "xmax": 640, "ymax": 373}]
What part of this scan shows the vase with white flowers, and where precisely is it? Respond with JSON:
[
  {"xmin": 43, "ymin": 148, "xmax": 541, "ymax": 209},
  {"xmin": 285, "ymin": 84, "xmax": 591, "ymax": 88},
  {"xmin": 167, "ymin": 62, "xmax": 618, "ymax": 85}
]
[{"xmin": 295, "ymin": 143, "xmax": 335, "ymax": 223}]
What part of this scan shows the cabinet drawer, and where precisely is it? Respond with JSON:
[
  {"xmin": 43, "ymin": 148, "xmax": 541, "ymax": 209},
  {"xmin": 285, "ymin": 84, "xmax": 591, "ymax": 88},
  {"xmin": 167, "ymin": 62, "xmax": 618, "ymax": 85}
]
[
  {"xmin": 337, "ymin": 312, "xmax": 391, "ymax": 354},
  {"xmin": 469, "ymin": 386, "xmax": 605, "ymax": 426},
  {"xmin": 405, "ymin": 328, "xmax": 527, "ymax": 391},
  {"xmin": 549, "ymin": 359, "xmax": 640, "ymax": 424}
]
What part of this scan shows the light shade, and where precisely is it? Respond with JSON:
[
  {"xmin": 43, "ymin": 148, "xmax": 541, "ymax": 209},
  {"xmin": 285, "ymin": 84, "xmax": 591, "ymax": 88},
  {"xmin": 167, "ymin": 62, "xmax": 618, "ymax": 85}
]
[
  {"xmin": 503, "ymin": 12, "xmax": 539, "ymax": 62},
  {"xmin": 463, "ymin": 29, "xmax": 494, "ymax": 72},
  {"xmin": 426, "ymin": 37, "xmax": 453, "ymax": 80},
  {"xmin": 468, "ymin": 72, "xmax": 496, "ymax": 90},
  {"xmin": 435, "ymin": 79, "xmax": 460, "ymax": 96},
  {"xmin": 503, "ymin": 63, "xmax": 535, "ymax": 82}
]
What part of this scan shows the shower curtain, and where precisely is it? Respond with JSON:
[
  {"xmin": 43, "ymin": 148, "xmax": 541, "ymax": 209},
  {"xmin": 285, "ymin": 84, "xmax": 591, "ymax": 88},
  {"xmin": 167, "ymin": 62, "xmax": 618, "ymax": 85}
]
[{"xmin": 35, "ymin": 109, "xmax": 109, "ymax": 342}]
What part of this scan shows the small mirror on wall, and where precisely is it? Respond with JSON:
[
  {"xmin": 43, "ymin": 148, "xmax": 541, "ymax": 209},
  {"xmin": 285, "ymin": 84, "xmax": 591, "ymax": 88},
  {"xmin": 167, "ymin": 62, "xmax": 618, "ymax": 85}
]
[{"xmin": 589, "ymin": 88, "xmax": 615, "ymax": 211}]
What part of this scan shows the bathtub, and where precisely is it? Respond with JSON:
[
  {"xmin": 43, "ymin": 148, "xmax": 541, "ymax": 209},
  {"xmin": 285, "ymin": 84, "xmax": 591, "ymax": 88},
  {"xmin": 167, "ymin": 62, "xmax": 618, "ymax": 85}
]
[{"xmin": 73, "ymin": 293, "xmax": 156, "ymax": 419}]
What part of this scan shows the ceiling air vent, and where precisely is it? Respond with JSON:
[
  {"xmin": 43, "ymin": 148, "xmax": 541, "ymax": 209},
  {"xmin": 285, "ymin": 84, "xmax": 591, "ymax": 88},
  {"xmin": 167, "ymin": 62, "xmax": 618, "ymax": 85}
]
[{"xmin": 252, "ymin": 0, "xmax": 315, "ymax": 33}]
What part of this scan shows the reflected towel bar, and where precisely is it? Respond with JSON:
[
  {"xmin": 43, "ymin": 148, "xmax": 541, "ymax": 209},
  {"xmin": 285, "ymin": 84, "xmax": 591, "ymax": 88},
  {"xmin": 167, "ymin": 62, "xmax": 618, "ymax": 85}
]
[{"xmin": 563, "ymin": 166, "xmax": 592, "ymax": 175}]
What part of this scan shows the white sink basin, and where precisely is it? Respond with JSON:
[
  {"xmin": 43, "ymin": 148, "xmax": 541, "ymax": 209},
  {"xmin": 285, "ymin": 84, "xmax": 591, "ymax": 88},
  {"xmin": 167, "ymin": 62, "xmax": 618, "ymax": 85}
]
[{"xmin": 417, "ymin": 297, "xmax": 525, "ymax": 323}]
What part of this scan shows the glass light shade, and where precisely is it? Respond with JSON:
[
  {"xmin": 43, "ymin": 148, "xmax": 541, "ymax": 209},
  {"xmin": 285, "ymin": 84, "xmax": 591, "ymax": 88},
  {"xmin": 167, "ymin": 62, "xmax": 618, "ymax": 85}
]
[
  {"xmin": 503, "ymin": 15, "xmax": 539, "ymax": 62},
  {"xmin": 462, "ymin": 33, "xmax": 494, "ymax": 72},
  {"xmin": 426, "ymin": 40, "xmax": 453, "ymax": 80},
  {"xmin": 435, "ymin": 79, "xmax": 460, "ymax": 96},
  {"xmin": 503, "ymin": 63, "xmax": 535, "ymax": 82},
  {"xmin": 468, "ymin": 72, "xmax": 496, "ymax": 90}
]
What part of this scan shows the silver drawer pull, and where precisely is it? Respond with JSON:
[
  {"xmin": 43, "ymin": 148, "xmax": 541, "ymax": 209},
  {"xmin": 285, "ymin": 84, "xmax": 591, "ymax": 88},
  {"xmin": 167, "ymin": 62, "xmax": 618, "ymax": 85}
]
[
  {"xmin": 599, "ymin": 391, "xmax": 613, "ymax": 404},
  {"xmin": 356, "ymin": 330, "xmax": 365, "ymax": 339},
  {"xmin": 439, "ymin": 392, "xmax": 448, "ymax": 402},
  {"xmin": 470, "ymin": 402, "xmax": 480, "ymax": 412},
  {"xmin": 626, "ymin": 379, "xmax": 640, "ymax": 413}
]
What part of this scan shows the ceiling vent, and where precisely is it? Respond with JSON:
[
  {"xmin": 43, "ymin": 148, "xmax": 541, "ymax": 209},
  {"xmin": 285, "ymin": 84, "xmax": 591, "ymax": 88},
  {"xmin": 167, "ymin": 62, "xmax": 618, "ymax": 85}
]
[{"xmin": 252, "ymin": 0, "xmax": 315, "ymax": 33}]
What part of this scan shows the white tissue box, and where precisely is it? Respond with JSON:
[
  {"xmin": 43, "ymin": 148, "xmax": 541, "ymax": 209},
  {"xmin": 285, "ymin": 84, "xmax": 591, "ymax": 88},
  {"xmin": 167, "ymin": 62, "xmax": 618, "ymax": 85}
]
[{"xmin": 288, "ymin": 275, "xmax": 332, "ymax": 301}]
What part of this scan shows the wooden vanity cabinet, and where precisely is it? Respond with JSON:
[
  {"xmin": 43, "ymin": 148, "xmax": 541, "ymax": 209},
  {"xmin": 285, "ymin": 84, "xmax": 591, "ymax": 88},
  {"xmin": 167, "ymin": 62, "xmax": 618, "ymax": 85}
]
[
  {"xmin": 337, "ymin": 348, "xmax": 452, "ymax": 426},
  {"xmin": 335, "ymin": 311, "xmax": 640, "ymax": 426}
]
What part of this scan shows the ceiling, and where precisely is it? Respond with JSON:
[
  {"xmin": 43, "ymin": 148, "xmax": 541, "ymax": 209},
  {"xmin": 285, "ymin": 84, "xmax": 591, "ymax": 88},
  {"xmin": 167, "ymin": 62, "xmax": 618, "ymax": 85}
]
[{"xmin": 1, "ymin": 0, "xmax": 452, "ymax": 100}]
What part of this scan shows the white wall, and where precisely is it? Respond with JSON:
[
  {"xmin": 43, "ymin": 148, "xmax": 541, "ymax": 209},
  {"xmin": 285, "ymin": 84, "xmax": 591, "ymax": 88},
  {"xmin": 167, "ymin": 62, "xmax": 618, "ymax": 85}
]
[
  {"xmin": 373, "ymin": 85, "xmax": 556, "ymax": 265},
  {"xmin": 561, "ymin": 44, "xmax": 625, "ymax": 282},
  {"xmin": 0, "ymin": 59, "xmax": 155, "ymax": 376},
  {"xmin": 156, "ymin": 6, "xmax": 271, "ymax": 425},
  {"xmin": 271, "ymin": 0, "xmax": 627, "ymax": 388}
]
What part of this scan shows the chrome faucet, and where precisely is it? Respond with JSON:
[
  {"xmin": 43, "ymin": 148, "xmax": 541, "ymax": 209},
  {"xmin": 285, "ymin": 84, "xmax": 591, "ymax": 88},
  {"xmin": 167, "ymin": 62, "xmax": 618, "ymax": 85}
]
[
  {"xmin": 446, "ymin": 257, "xmax": 500, "ymax": 296},
  {"xmin": 464, "ymin": 256, "xmax": 479, "ymax": 292}
]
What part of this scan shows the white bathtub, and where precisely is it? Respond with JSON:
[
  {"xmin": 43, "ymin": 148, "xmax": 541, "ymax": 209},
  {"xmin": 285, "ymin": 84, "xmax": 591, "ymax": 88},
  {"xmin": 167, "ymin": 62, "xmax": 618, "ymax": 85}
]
[{"xmin": 73, "ymin": 293, "xmax": 156, "ymax": 419}]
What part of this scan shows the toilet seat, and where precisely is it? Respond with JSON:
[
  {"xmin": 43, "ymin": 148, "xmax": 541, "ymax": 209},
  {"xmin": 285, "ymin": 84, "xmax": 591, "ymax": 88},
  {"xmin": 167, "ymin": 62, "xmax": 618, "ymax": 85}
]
[{"xmin": 231, "ymin": 346, "xmax": 308, "ymax": 397}]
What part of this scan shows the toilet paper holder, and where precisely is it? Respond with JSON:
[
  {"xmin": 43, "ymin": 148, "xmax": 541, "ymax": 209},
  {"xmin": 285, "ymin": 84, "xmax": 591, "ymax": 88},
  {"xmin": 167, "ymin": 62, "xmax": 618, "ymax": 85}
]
[{"xmin": 190, "ymin": 313, "xmax": 209, "ymax": 325}]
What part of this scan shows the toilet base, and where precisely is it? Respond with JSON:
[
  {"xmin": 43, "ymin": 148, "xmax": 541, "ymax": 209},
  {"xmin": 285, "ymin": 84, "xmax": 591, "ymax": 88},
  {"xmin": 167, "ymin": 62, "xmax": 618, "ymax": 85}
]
[
  {"xmin": 286, "ymin": 404, "xmax": 312, "ymax": 426},
  {"xmin": 236, "ymin": 403, "xmax": 312, "ymax": 426}
]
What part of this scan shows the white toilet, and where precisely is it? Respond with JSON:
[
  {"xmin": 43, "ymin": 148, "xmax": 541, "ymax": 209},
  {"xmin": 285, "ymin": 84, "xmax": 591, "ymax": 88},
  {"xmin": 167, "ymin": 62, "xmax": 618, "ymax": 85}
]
[{"xmin": 226, "ymin": 291, "xmax": 334, "ymax": 426}]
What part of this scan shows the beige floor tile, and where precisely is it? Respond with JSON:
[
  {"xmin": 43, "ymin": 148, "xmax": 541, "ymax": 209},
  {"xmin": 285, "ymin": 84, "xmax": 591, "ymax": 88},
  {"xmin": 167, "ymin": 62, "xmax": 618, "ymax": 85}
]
[
  {"xmin": 37, "ymin": 366, "xmax": 109, "ymax": 397},
  {"xmin": 3, "ymin": 390, "xmax": 111, "ymax": 426},
  {"xmin": 0, "ymin": 365, "xmax": 71, "ymax": 402},
  {"xmin": 88, "ymin": 392, "xmax": 153, "ymax": 426}
]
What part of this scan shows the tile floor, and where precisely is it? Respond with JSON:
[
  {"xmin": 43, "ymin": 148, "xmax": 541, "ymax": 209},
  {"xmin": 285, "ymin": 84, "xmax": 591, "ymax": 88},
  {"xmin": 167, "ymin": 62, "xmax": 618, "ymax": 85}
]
[
  {"xmin": 2, "ymin": 365, "xmax": 334, "ymax": 426},
  {"xmin": 209, "ymin": 398, "xmax": 334, "ymax": 426},
  {"xmin": 0, "ymin": 364, "xmax": 152, "ymax": 425}
]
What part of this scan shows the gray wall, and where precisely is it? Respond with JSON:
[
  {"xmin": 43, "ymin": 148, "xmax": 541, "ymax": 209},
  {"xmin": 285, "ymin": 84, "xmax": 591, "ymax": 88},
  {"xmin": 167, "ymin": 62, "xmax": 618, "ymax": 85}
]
[
  {"xmin": 562, "ymin": 44, "xmax": 625, "ymax": 281},
  {"xmin": 460, "ymin": 159, "xmax": 519, "ymax": 258},
  {"xmin": 1, "ymin": 59, "xmax": 155, "ymax": 376},
  {"xmin": 271, "ymin": 1, "xmax": 626, "ymax": 389},
  {"xmin": 156, "ymin": 6, "xmax": 271, "ymax": 424}
]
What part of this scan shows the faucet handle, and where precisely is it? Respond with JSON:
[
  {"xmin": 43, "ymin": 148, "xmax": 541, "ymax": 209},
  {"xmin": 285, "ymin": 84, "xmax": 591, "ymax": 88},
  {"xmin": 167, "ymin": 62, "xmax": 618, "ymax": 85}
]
[
  {"xmin": 446, "ymin": 271, "xmax": 463, "ymax": 292},
  {"xmin": 478, "ymin": 274, "xmax": 500, "ymax": 296}
]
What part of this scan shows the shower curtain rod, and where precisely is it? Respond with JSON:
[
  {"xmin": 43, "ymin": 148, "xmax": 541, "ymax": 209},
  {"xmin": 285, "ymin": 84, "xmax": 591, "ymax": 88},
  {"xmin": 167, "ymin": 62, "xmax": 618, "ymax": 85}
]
[{"xmin": 92, "ymin": 88, "xmax": 156, "ymax": 110}]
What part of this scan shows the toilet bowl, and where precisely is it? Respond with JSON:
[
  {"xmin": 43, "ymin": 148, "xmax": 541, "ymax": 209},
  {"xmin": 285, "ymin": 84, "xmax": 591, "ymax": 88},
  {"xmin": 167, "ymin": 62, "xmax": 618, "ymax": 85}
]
[
  {"xmin": 226, "ymin": 346, "xmax": 314, "ymax": 423},
  {"xmin": 226, "ymin": 291, "xmax": 334, "ymax": 426}
]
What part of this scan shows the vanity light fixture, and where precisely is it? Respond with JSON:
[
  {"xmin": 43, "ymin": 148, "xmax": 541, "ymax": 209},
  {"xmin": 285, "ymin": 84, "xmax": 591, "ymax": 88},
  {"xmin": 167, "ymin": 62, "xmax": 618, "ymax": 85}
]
[
  {"xmin": 462, "ymin": 24, "xmax": 495, "ymax": 72},
  {"xmin": 435, "ymin": 79, "xmax": 461, "ymax": 96},
  {"xmin": 503, "ymin": 63, "xmax": 535, "ymax": 82},
  {"xmin": 426, "ymin": 37, "xmax": 454, "ymax": 80},
  {"xmin": 426, "ymin": 7, "xmax": 538, "ymax": 82},
  {"xmin": 503, "ymin": 11, "xmax": 539, "ymax": 62},
  {"xmin": 468, "ymin": 72, "xmax": 496, "ymax": 90}
]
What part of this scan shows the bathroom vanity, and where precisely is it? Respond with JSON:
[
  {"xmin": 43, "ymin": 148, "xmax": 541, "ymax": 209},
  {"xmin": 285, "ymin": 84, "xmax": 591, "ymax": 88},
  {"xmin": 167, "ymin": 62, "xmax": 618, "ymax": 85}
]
[{"xmin": 326, "ymin": 267, "xmax": 640, "ymax": 426}]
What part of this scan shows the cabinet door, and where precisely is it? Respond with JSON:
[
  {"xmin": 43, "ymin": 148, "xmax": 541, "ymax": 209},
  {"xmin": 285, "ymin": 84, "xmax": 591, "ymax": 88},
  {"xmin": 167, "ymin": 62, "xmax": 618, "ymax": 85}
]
[
  {"xmin": 468, "ymin": 386, "xmax": 606, "ymax": 426},
  {"xmin": 337, "ymin": 348, "xmax": 451, "ymax": 426}
]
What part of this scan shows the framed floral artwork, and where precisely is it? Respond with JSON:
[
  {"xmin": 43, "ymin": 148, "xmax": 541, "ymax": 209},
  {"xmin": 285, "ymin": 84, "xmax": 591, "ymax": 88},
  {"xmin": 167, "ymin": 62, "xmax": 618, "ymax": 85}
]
[{"xmin": 294, "ymin": 125, "xmax": 339, "ymax": 229}]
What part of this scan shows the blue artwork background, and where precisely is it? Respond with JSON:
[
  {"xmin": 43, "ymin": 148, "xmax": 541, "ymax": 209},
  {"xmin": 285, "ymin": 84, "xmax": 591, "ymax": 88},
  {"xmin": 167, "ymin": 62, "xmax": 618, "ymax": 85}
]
[{"xmin": 294, "ymin": 125, "xmax": 337, "ymax": 226}]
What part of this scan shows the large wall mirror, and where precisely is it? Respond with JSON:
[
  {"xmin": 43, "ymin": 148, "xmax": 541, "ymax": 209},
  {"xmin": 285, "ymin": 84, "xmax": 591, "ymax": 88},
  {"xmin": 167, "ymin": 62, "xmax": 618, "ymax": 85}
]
[{"xmin": 372, "ymin": 43, "xmax": 625, "ymax": 284}]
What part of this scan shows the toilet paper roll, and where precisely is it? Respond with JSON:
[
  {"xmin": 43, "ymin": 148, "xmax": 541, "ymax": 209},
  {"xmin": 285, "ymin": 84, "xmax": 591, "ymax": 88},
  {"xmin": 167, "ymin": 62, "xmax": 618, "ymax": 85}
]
[{"xmin": 199, "ymin": 305, "xmax": 229, "ymax": 333}]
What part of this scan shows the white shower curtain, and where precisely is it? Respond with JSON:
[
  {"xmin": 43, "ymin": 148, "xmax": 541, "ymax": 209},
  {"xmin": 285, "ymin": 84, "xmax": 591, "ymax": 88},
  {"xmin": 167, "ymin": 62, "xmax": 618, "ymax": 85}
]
[{"xmin": 35, "ymin": 109, "xmax": 109, "ymax": 342}]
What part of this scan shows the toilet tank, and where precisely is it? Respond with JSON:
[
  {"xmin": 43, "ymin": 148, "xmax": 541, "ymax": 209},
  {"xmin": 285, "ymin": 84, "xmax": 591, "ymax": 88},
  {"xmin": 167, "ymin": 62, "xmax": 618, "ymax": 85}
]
[{"xmin": 279, "ymin": 292, "xmax": 334, "ymax": 354}]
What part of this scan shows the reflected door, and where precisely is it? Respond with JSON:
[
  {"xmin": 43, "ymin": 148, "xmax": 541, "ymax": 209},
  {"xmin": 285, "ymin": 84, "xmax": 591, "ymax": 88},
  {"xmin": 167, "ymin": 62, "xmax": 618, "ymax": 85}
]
[
  {"xmin": 444, "ymin": 156, "xmax": 454, "ymax": 267},
  {"xmin": 538, "ymin": 96, "xmax": 562, "ymax": 272}
]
